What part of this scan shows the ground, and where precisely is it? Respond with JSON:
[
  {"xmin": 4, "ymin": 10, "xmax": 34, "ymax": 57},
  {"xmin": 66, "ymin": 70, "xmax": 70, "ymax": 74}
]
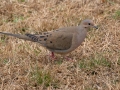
[{"xmin": 0, "ymin": 0, "xmax": 120, "ymax": 90}]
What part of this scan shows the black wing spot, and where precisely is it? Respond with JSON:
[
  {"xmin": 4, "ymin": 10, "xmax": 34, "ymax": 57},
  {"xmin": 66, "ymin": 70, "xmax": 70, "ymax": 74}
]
[
  {"xmin": 44, "ymin": 38, "xmax": 47, "ymax": 41},
  {"xmin": 25, "ymin": 34, "xmax": 38, "ymax": 42},
  {"xmin": 40, "ymin": 36, "xmax": 45, "ymax": 38},
  {"xmin": 50, "ymin": 41, "xmax": 52, "ymax": 43}
]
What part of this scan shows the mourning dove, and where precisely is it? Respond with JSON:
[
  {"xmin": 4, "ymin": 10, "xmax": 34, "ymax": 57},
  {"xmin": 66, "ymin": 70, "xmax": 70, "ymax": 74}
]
[{"xmin": 0, "ymin": 19, "xmax": 98, "ymax": 58}]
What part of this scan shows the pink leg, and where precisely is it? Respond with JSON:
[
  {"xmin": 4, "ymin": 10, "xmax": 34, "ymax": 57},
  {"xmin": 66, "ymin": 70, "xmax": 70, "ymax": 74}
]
[
  {"xmin": 51, "ymin": 52, "xmax": 54, "ymax": 58},
  {"xmin": 65, "ymin": 56, "xmax": 72, "ymax": 61},
  {"xmin": 45, "ymin": 52, "xmax": 55, "ymax": 60}
]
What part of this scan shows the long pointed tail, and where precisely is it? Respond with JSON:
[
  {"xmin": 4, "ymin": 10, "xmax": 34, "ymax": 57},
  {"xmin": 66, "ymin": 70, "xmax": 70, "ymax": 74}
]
[{"xmin": 0, "ymin": 32, "xmax": 31, "ymax": 41}]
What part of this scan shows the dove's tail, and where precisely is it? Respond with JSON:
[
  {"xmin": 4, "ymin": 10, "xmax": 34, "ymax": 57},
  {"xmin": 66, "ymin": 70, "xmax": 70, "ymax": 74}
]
[{"xmin": 0, "ymin": 32, "xmax": 31, "ymax": 41}]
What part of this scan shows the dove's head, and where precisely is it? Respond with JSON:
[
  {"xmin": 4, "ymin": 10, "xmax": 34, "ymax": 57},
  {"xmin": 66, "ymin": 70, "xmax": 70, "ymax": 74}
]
[{"xmin": 81, "ymin": 19, "xmax": 98, "ymax": 29}]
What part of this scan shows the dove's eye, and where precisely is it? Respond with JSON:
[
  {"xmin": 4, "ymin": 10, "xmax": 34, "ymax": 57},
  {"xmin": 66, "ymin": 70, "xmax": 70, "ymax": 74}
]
[{"xmin": 88, "ymin": 23, "xmax": 91, "ymax": 25}]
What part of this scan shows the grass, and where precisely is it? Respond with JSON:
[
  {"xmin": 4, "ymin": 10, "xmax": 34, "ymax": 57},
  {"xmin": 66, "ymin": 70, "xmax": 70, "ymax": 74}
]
[
  {"xmin": 2, "ymin": 59, "xmax": 9, "ymax": 64},
  {"xmin": 117, "ymin": 58, "xmax": 120, "ymax": 65},
  {"xmin": 79, "ymin": 53, "xmax": 111, "ymax": 69},
  {"xmin": 18, "ymin": 0, "xmax": 25, "ymax": 2},
  {"xmin": 13, "ymin": 16, "xmax": 24, "ymax": 23},
  {"xmin": 0, "ymin": 0, "xmax": 120, "ymax": 90},
  {"xmin": 113, "ymin": 10, "xmax": 120, "ymax": 19},
  {"xmin": 31, "ymin": 69, "xmax": 52, "ymax": 87}
]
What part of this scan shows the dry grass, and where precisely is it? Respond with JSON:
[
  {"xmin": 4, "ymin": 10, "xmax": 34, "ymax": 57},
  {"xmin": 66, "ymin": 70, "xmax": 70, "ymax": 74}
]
[{"xmin": 0, "ymin": 0, "xmax": 120, "ymax": 90}]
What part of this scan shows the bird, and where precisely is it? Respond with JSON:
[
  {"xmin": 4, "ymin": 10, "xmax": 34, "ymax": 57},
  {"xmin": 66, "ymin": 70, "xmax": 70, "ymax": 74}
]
[{"xmin": 0, "ymin": 19, "xmax": 98, "ymax": 58}]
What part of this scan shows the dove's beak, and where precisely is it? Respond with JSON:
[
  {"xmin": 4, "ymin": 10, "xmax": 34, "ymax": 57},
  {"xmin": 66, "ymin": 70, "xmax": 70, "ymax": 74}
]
[{"xmin": 93, "ymin": 26, "xmax": 98, "ymax": 29}]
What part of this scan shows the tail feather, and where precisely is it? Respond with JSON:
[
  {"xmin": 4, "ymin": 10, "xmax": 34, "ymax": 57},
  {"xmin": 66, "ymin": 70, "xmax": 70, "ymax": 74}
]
[{"xmin": 0, "ymin": 32, "xmax": 31, "ymax": 41}]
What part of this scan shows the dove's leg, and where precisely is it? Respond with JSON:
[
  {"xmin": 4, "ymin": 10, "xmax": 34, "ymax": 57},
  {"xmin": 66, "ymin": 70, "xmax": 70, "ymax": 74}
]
[
  {"xmin": 45, "ymin": 51, "xmax": 56, "ymax": 61},
  {"xmin": 51, "ymin": 52, "xmax": 55, "ymax": 58},
  {"xmin": 65, "ymin": 56, "xmax": 73, "ymax": 61}
]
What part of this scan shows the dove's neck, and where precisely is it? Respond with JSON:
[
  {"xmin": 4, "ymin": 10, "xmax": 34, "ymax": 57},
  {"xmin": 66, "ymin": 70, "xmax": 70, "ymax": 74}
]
[
  {"xmin": 76, "ymin": 26, "xmax": 87, "ymax": 44},
  {"xmin": 78, "ymin": 25, "xmax": 87, "ymax": 33}
]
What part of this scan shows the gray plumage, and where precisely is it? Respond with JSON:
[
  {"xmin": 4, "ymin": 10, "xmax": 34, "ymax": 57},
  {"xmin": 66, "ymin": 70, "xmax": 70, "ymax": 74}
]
[{"xmin": 0, "ymin": 19, "xmax": 98, "ymax": 54}]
